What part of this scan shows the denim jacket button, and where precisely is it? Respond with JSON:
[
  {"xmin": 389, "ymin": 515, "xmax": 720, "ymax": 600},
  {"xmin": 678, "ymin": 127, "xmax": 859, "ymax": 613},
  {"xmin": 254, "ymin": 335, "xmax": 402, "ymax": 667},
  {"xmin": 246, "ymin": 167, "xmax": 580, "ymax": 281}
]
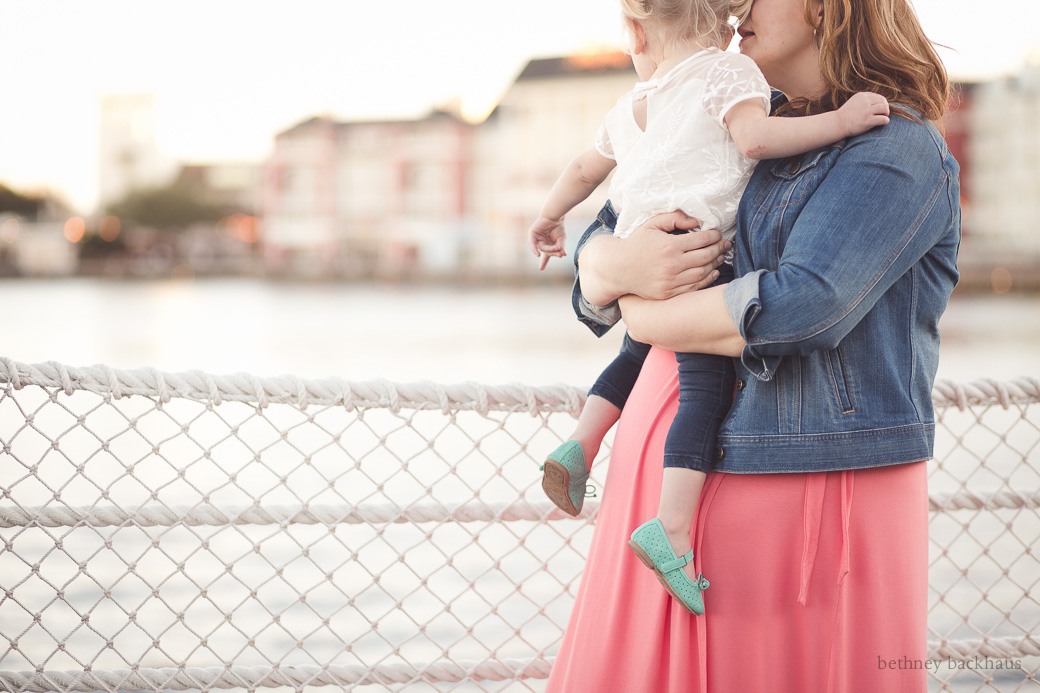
[
  {"xmin": 715, "ymin": 447, "xmax": 725, "ymax": 461},
  {"xmin": 736, "ymin": 379, "xmax": 745, "ymax": 391}
]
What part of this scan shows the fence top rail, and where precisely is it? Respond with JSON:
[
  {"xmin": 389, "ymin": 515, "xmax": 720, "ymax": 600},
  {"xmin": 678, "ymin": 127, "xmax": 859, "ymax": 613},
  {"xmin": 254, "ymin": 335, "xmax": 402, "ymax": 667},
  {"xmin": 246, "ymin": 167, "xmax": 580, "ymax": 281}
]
[
  {"xmin": 1, "ymin": 357, "xmax": 1039, "ymax": 414},
  {"xmin": 0, "ymin": 357, "xmax": 586, "ymax": 416}
]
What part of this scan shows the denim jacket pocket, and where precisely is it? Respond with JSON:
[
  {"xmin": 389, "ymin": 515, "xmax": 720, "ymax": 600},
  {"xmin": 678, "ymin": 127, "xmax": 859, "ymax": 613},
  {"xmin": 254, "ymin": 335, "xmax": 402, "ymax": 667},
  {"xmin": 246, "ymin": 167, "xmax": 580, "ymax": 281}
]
[
  {"xmin": 769, "ymin": 147, "xmax": 834, "ymax": 180},
  {"xmin": 824, "ymin": 346, "xmax": 856, "ymax": 414}
]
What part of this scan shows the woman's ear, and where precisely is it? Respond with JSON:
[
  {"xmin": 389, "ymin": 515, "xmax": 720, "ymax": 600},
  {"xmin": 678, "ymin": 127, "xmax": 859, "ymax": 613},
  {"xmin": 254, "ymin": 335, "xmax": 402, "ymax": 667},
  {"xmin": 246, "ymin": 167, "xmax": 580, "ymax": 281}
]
[{"xmin": 810, "ymin": 0, "xmax": 824, "ymax": 29}]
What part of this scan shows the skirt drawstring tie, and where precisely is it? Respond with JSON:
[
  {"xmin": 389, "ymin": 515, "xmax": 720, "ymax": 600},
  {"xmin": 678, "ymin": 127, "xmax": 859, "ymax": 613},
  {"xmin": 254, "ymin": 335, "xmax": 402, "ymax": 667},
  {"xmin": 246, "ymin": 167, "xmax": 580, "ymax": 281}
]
[{"xmin": 798, "ymin": 471, "xmax": 855, "ymax": 606}]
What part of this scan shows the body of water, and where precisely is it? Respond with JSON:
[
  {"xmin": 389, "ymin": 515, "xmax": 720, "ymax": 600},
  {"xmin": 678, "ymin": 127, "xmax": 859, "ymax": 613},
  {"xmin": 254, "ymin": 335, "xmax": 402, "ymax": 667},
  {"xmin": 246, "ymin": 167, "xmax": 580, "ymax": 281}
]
[{"xmin": 1, "ymin": 278, "xmax": 1037, "ymax": 385}]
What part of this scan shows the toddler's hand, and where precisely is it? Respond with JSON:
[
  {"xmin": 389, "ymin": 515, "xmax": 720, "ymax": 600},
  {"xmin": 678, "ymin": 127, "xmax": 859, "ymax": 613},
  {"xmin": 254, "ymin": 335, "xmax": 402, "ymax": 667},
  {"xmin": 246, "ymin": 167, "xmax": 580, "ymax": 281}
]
[
  {"xmin": 836, "ymin": 92, "xmax": 890, "ymax": 137},
  {"xmin": 527, "ymin": 216, "xmax": 567, "ymax": 271}
]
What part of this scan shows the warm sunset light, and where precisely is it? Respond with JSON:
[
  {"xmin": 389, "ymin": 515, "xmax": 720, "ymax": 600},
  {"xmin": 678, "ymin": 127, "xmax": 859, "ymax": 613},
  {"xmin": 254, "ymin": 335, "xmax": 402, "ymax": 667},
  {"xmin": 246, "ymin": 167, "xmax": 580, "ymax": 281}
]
[
  {"xmin": 564, "ymin": 50, "xmax": 631, "ymax": 72},
  {"xmin": 63, "ymin": 217, "xmax": 86, "ymax": 243}
]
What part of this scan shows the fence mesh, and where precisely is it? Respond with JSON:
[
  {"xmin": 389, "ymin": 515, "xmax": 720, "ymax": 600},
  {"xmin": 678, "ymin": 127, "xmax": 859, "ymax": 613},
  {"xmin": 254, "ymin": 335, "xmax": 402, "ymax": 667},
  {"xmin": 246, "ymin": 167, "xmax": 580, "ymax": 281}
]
[{"xmin": 0, "ymin": 359, "xmax": 1037, "ymax": 692}]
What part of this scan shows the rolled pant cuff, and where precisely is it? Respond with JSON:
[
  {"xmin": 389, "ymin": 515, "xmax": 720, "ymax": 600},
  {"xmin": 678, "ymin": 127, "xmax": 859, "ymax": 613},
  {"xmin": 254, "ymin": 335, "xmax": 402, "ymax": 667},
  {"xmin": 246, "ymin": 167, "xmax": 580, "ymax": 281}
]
[
  {"xmin": 587, "ymin": 383, "xmax": 630, "ymax": 412},
  {"xmin": 662, "ymin": 455, "xmax": 712, "ymax": 474}
]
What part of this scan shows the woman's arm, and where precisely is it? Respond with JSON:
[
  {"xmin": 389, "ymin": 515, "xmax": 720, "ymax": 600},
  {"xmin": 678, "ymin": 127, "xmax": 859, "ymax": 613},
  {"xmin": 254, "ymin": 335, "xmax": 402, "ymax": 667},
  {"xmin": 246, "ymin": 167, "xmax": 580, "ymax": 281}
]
[
  {"xmin": 621, "ymin": 287, "xmax": 745, "ymax": 356},
  {"xmin": 729, "ymin": 122, "xmax": 958, "ymax": 360},
  {"xmin": 577, "ymin": 211, "xmax": 731, "ymax": 306},
  {"xmin": 624, "ymin": 117, "xmax": 959, "ymax": 367}
]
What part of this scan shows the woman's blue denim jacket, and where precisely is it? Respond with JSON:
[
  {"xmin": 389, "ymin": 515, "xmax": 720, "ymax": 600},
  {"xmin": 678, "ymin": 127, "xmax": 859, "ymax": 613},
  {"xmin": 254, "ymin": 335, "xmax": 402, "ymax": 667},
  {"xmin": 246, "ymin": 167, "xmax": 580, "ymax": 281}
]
[{"xmin": 572, "ymin": 105, "xmax": 961, "ymax": 473}]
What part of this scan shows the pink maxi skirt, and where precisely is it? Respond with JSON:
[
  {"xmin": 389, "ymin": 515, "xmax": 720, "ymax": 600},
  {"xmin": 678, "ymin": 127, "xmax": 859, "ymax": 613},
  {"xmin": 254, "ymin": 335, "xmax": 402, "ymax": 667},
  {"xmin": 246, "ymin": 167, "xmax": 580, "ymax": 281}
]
[{"xmin": 547, "ymin": 347, "xmax": 928, "ymax": 692}]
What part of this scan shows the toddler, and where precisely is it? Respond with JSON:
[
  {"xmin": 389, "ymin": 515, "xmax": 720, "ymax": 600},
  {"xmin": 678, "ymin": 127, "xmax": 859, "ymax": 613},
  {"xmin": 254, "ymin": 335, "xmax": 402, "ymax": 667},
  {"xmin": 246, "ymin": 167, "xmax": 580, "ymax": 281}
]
[{"xmin": 529, "ymin": 0, "xmax": 889, "ymax": 615}]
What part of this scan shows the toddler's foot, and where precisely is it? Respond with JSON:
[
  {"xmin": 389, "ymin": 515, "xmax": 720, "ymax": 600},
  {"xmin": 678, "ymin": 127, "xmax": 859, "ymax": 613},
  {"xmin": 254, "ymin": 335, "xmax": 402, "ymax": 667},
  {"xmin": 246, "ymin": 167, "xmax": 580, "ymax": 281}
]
[
  {"xmin": 541, "ymin": 440, "xmax": 589, "ymax": 516},
  {"xmin": 628, "ymin": 518, "xmax": 709, "ymax": 615},
  {"xmin": 660, "ymin": 521, "xmax": 699, "ymax": 583}
]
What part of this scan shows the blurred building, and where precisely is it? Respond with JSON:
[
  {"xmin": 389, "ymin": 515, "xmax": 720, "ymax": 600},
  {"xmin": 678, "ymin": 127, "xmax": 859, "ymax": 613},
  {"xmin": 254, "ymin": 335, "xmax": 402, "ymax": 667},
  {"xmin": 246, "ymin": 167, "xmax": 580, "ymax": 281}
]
[
  {"xmin": 254, "ymin": 52, "xmax": 1040, "ymax": 286},
  {"xmin": 260, "ymin": 52, "xmax": 635, "ymax": 279},
  {"xmin": 944, "ymin": 65, "xmax": 1040, "ymax": 291},
  {"xmin": 0, "ymin": 190, "xmax": 78, "ymax": 276},
  {"xmin": 470, "ymin": 52, "xmax": 635, "ymax": 277},
  {"xmin": 98, "ymin": 93, "xmax": 178, "ymax": 208},
  {"xmin": 965, "ymin": 65, "xmax": 1040, "ymax": 252},
  {"xmin": 262, "ymin": 112, "xmax": 474, "ymax": 278},
  {"xmin": 10, "ymin": 222, "xmax": 78, "ymax": 276}
]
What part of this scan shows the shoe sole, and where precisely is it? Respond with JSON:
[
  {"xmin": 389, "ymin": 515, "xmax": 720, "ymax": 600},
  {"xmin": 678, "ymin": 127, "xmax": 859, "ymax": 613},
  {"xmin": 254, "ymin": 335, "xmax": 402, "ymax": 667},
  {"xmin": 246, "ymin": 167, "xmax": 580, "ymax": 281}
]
[
  {"xmin": 542, "ymin": 459, "xmax": 579, "ymax": 516},
  {"xmin": 627, "ymin": 540, "xmax": 702, "ymax": 615}
]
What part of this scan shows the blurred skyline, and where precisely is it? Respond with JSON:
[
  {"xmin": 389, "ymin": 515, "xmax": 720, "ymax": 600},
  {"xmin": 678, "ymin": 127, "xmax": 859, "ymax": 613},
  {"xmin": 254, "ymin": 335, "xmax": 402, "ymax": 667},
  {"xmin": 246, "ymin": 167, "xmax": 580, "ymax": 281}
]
[{"xmin": 2, "ymin": 0, "xmax": 1039, "ymax": 212}]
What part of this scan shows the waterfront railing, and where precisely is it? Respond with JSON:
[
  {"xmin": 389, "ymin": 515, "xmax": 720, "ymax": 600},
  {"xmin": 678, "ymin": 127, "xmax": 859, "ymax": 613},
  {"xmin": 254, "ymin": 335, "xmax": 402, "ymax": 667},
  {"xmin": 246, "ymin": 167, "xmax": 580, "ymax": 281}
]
[{"xmin": 0, "ymin": 358, "xmax": 1037, "ymax": 691}]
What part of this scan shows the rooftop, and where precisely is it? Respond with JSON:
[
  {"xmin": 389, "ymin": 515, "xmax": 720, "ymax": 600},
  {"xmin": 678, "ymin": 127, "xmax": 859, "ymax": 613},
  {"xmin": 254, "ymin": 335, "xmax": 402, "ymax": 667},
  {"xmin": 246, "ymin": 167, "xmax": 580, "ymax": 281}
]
[{"xmin": 516, "ymin": 51, "xmax": 633, "ymax": 81}]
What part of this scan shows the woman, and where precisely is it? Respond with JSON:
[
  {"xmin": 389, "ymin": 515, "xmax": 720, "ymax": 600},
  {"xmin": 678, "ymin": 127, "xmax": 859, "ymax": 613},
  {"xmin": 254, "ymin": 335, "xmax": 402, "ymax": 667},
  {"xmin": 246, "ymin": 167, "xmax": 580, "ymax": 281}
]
[{"xmin": 546, "ymin": 0, "xmax": 959, "ymax": 691}]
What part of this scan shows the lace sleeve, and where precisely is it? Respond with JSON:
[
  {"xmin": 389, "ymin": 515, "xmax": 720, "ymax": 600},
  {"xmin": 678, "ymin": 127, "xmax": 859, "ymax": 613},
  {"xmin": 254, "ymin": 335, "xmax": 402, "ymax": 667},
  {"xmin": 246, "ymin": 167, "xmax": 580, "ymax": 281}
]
[
  {"xmin": 594, "ymin": 120, "xmax": 615, "ymax": 160},
  {"xmin": 701, "ymin": 52, "xmax": 772, "ymax": 128}
]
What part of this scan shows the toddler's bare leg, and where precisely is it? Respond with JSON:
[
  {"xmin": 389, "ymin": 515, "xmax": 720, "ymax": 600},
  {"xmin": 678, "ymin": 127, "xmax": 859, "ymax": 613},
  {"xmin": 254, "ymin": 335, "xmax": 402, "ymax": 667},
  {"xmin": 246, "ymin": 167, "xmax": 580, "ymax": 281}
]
[
  {"xmin": 658, "ymin": 467, "xmax": 707, "ymax": 581},
  {"xmin": 568, "ymin": 394, "xmax": 621, "ymax": 467}
]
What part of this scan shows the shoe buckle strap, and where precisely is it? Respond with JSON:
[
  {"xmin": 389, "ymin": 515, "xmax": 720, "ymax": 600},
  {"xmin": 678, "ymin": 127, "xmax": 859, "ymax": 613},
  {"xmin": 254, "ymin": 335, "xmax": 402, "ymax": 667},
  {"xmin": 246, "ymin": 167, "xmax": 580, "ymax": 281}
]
[{"xmin": 659, "ymin": 549, "xmax": 694, "ymax": 574}]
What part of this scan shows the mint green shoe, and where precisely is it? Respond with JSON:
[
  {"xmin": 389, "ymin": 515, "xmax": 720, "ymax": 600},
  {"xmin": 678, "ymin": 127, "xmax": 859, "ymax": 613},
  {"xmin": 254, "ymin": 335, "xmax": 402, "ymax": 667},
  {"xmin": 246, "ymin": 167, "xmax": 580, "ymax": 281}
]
[
  {"xmin": 541, "ymin": 440, "xmax": 588, "ymax": 516},
  {"xmin": 628, "ymin": 518, "xmax": 710, "ymax": 615}
]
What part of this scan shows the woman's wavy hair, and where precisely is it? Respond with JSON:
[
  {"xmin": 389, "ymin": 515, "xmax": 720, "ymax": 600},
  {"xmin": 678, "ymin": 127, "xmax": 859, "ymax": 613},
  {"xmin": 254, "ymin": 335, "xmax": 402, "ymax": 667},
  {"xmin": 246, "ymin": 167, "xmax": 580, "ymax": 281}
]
[{"xmin": 778, "ymin": 0, "xmax": 949, "ymax": 123}]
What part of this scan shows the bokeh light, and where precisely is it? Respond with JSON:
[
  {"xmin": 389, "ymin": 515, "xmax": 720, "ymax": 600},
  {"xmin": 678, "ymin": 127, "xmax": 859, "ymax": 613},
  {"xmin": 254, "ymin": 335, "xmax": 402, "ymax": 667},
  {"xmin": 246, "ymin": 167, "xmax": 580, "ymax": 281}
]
[
  {"xmin": 99, "ymin": 215, "xmax": 121, "ymax": 242},
  {"xmin": 223, "ymin": 214, "xmax": 259, "ymax": 243},
  {"xmin": 63, "ymin": 217, "xmax": 86, "ymax": 243},
  {"xmin": 991, "ymin": 267, "xmax": 1013, "ymax": 294},
  {"xmin": 0, "ymin": 218, "xmax": 19, "ymax": 244}
]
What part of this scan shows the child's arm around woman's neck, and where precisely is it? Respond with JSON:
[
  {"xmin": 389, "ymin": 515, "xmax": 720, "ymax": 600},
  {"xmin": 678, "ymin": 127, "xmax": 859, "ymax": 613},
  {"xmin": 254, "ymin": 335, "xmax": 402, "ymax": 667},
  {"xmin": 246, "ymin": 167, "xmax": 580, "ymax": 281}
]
[{"xmin": 726, "ymin": 91, "xmax": 891, "ymax": 160}]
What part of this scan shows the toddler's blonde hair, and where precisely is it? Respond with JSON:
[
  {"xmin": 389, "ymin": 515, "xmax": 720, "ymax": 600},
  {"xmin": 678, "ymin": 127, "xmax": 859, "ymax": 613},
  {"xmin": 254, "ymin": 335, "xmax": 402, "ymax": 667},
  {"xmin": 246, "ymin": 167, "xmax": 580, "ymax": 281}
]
[
  {"xmin": 730, "ymin": 0, "xmax": 753, "ymax": 24},
  {"xmin": 619, "ymin": 0, "xmax": 750, "ymax": 48}
]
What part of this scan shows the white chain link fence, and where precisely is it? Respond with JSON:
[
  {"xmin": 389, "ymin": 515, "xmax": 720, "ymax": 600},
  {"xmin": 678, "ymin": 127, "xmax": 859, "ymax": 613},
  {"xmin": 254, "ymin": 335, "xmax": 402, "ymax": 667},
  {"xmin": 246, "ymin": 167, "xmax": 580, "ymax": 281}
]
[{"xmin": 0, "ymin": 358, "xmax": 1037, "ymax": 692}]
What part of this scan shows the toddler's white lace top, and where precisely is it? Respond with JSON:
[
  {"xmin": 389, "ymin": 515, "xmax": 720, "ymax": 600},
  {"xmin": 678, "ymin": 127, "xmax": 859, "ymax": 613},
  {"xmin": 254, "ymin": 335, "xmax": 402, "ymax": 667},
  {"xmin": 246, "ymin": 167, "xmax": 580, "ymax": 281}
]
[{"xmin": 595, "ymin": 48, "xmax": 771, "ymax": 243}]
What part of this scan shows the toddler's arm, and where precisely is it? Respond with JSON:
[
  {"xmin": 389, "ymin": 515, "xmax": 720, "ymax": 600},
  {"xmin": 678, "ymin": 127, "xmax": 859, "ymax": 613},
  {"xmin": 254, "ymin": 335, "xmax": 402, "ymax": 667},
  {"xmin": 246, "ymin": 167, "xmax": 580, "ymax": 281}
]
[
  {"xmin": 528, "ymin": 147, "xmax": 616, "ymax": 270},
  {"xmin": 725, "ymin": 92, "xmax": 890, "ymax": 160}
]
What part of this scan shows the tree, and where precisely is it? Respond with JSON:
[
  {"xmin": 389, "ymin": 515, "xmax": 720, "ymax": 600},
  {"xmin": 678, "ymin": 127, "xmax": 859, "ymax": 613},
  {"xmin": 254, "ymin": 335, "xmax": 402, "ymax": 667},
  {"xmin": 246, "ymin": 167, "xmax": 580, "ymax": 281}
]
[
  {"xmin": 0, "ymin": 183, "xmax": 43, "ymax": 219},
  {"xmin": 106, "ymin": 180, "xmax": 225, "ymax": 232}
]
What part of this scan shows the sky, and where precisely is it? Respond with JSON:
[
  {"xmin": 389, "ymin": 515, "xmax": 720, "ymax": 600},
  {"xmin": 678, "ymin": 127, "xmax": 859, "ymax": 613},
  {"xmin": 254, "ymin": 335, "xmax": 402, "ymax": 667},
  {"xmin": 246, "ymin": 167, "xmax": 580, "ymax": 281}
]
[{"xmin": 2, "ymin": 0, "xmax": 1039, "ymax": 213}]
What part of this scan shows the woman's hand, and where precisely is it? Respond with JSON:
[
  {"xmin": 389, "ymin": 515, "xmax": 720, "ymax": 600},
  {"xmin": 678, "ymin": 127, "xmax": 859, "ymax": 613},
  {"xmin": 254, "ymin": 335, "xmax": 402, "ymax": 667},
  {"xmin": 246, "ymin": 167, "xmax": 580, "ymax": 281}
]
[{"xmin": 578, "ymin": 211, "xmax": 731, "ymax": 306}]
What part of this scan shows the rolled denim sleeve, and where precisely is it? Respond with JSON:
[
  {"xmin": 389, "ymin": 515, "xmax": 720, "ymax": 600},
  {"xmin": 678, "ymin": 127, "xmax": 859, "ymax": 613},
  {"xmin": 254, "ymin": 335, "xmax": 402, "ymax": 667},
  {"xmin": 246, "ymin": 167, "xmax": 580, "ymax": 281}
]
[
  {"xmin": 729, "ymin": 118, "xmax": 960, "ymax": 380},
  {"xmin": 571, "ymin": 206, "xmax": 621, "ymax": 337},
  {"xmin": 723, "ymin": 269, "xmax": 778, "ymax": 380}
]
